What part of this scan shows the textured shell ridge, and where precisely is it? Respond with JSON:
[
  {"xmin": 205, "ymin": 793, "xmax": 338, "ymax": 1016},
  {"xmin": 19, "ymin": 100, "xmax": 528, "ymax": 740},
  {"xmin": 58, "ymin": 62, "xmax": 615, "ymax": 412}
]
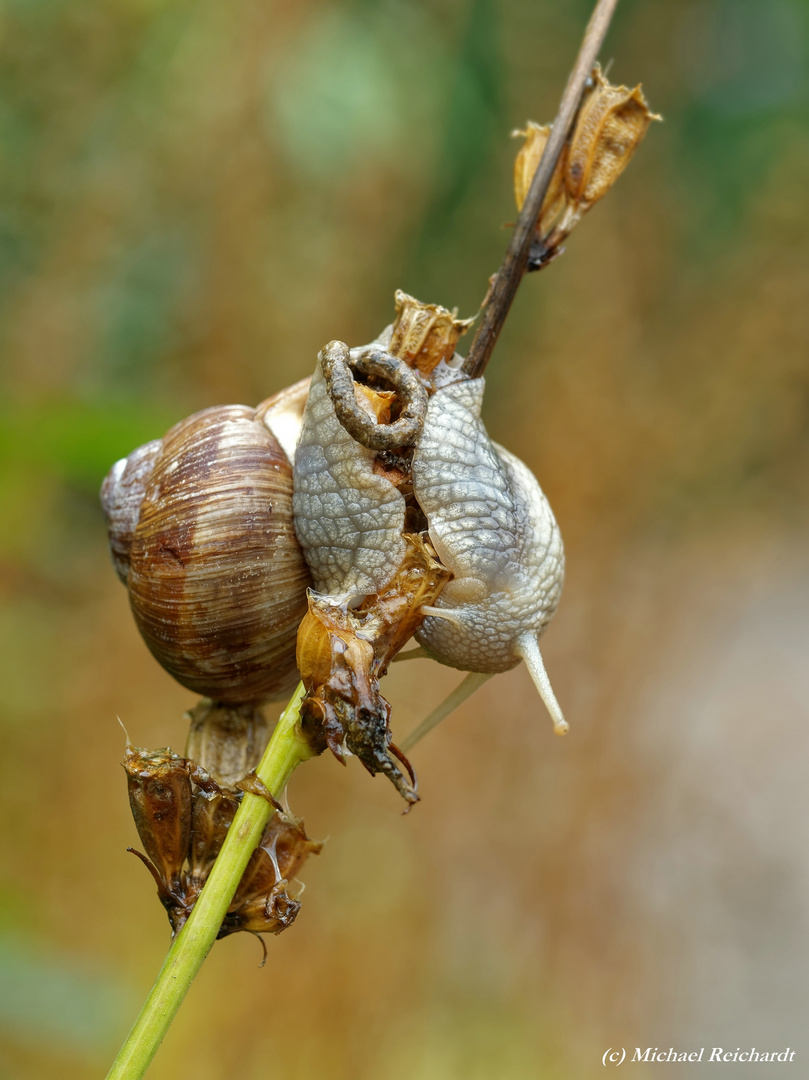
[{"xmin": 119, "ymin": 404, "xmax": 309, "ymax": 702}]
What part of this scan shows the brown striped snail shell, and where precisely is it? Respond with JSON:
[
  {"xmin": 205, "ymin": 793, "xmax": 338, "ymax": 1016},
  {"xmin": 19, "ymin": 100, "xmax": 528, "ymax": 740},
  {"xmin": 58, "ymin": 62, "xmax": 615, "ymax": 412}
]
[{"xmin": 101, "ymin": 380, "xmax": 312, "ymax": 704}]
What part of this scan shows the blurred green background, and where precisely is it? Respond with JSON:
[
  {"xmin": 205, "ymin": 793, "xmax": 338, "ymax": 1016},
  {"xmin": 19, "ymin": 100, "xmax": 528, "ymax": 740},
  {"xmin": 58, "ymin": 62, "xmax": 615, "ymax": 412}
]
[{"xmin": 2, "ymin": 0, "xmax": 809, "ymax": 1077}]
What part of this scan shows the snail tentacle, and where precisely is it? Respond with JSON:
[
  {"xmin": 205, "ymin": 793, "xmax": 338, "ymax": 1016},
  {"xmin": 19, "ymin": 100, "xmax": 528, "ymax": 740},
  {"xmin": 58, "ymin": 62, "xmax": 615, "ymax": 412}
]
[{"xmin": 514, "ymin": 631, "xmax": 568, "ymax": 735}]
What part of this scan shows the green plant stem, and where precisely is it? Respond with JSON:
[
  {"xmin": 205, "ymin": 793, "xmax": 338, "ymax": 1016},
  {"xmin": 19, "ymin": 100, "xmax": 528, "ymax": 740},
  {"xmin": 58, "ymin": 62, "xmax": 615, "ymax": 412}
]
[{"xmin": 106, "ymin": 682, "xmax": 312, "ymax": 1080}]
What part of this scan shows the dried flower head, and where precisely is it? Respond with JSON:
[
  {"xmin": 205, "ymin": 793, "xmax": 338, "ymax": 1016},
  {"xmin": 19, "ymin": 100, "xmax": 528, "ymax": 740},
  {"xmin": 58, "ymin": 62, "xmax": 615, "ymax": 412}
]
[
  {"xmin": 512, "ymin": 121, "xmax": 568, "ymax": 238},
  {"xmin": 565, "ymin": 64, "xmax": 660, "ymax": 209},
  {"xmin": 513, "ymin": 65, "xmax": 660, "ymax": 259},
  {"xmin": 388, "ymin": 290, "xmax": 474, "ymax": 376},
  {"xmin": 123, "ymin": 729, "xmax": 320, "ymax": 937}
]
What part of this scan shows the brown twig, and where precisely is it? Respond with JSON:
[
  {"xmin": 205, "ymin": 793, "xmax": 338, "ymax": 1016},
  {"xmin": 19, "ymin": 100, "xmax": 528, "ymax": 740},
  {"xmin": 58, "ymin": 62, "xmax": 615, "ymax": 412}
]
[{"xmin": 462, "ymin": 0, "xmax": 621, "ymax": 379}]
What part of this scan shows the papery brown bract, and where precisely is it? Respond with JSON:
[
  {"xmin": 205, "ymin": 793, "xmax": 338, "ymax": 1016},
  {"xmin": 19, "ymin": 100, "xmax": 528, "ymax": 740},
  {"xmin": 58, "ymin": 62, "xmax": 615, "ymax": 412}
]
[
  {"xmin": 388, "ymin": 289, "xmax": 473, "ymax": 376},
  {"xmin": 219, "ymin": 812, "xmax": 323, "ymax": 938},
  {"xmin": 124, "ymin": 746, "xmax": 192, "ymax": 900},
  {"xmin": 565, "ymin": 65, "xmax": 660, "ymax": 208},
  {"xmin": 513, "ymin": 65, "xmax": 660, "ymax": 255},
  {"xmin": 369, "ymin": 535, "xmax": 453, "ymax": 670},
  {"xmin": 296, "ymin": 536, "xmax": 451, "ymax": 803},
  {"xmin": 296, "ymin": 596, "xmax": 381, "ymax": 763}
]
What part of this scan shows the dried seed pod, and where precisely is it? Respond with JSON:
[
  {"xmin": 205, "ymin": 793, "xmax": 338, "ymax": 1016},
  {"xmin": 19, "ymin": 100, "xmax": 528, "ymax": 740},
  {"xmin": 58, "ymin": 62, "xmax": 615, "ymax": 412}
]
[
  {"xmin": 512, "ymin": 121, "xmax": 568, "ymax": 237},
  {"xmin": 223, "ymin": 884, "xmax": 301, "ymax": 937},
  {"xmin": 123, "ymin": 744, "xmax": 200, "ymax": 932},
  {"xmin": 564, "ymin": 64, "xmax": 660, "ymax": 209},
  {"xmin": 220, "ymin": 812, "xmax": 322, "ymax": 938},
  {"xmin": 388, "ymin": 289, "xmax": 474, "ymax": 377},
  {"xmin": 231, "ymin": 812, "xmax": 322, "ymax": 910},
  {"xmin": 186, "ymin": 777, "xmax": 240, "ymax": 894},
  {"xmin": 124, "ymin": 732, "xmax": 322, "ymax": 938},
  {"xmin": 513, "ymin": 65, "xmax": 660, "ymax": 258},
  {"xmin": 101, "ymin": 384, "xmax": 312, "ymax": 704},
  {"xmin": 124, "ymin": 745, "xmax": 193, "ymax": 898}
]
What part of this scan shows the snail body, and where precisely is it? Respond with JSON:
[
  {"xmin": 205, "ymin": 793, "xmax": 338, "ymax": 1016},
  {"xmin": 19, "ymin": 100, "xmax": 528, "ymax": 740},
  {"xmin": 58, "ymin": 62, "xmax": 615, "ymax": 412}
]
[
  {"xmin": 292, "ymin": 332, "xmax": 567, "ymax": 734},
  {"xmin": 412, "ymin": 377, "xmax": 567, "ymax": 733},
  {"xmin": 102, "ymin": 303, "xmax": 566, "ymax": 734},
  {"xmin": 292, "ymin": 346, "xmax": 409, "ymax": 603},
  {"xmin": 412, "ymin": 378, "xmax": 563, "ymax": 668},
  {"xmin": 101, "ymin": 384, "xmax": 311, "ymax": 704}
]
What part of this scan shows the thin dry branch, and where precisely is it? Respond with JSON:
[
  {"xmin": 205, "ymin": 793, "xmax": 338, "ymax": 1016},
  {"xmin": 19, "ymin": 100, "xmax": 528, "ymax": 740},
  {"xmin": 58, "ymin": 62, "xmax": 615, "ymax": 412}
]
[{"xmin": 462, "ymin": 0, "xmax": 621, "ymax": 379}]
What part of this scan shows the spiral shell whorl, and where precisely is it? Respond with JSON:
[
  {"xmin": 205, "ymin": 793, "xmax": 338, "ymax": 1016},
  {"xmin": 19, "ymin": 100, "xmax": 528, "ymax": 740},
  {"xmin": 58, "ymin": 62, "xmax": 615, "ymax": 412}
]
[
  {"xmin": 101, "ymin": 439, "xmax": 162, "ymax": 584},
  {"xmin": 103, "ymin": 404, "xmax": 311, "ymax": 704}
]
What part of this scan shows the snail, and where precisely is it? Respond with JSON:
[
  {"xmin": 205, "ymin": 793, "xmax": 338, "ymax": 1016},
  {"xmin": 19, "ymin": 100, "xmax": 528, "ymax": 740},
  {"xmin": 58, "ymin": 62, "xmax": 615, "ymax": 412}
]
[
  {"xmin": 101, "ymin": 379, "xmax": 312, "ymax": 704},
  {"xmin": 102, "ymin": 293, "xmax": 566, "ymax": 771},
  {"xmin": 293, "ymin": 303, "xmax": 567, "ymax": 749},
  {"xmin": 410, "ymin": 376, "xmax": 567, "ymax": 734}
]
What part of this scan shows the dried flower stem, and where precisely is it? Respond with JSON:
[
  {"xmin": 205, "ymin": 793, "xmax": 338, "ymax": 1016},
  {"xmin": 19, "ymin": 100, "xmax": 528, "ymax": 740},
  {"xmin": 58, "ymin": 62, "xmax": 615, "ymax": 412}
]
[
  {"xmin": 106, "ymin": 683, "xmax": 313, "ymax": 1080},
  {"xmin": 462, "ymin": 0, "xmax": 620, "ymax": 379}
]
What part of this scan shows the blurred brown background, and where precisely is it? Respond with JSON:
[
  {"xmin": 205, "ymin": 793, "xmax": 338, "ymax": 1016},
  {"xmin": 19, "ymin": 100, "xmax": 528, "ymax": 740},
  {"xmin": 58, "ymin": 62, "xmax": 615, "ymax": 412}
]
[{"xmin": 1, "ymin": 0, "xmax": 808, "ymax": 1077}]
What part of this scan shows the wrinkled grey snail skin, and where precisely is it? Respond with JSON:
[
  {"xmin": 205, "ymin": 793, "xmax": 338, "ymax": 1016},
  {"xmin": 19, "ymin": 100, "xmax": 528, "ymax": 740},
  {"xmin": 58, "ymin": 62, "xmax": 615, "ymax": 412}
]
[
  {"xmin": 293, "ymin": 356, "xmax": 408, "ymax": 603},
  {"xmin": 293, "ymin": 336, "xmax": 568, "ymax": 736},
  {"xmin": 412, "ymin": 379, "xmax": 567, "ymax": 731}
]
